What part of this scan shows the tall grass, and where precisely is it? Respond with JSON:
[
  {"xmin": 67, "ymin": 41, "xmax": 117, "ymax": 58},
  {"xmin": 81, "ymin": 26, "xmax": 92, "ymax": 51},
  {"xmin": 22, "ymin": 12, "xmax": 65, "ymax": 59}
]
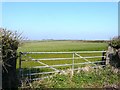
[
  {"xmin": 30, "ymin": 67, "xmax": 120, "ymax": 89},
  {"xmin": 31, "ymin": 66, "xmax": 120, "ymax": 88}
]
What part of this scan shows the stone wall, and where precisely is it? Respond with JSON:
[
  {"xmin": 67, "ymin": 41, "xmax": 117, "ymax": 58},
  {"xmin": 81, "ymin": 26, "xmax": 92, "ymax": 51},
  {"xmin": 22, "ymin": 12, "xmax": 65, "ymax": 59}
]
[{"xmin": 107, "ymin": 46, "xmax": 120, "ymax": 68}]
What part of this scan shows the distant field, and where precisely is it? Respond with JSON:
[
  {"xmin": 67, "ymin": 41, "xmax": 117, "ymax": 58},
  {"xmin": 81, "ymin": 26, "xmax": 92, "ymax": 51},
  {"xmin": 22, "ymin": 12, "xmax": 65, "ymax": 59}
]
[{"xmin": 18, "ymin": 40, "xmax": 108, "ymax": 52}]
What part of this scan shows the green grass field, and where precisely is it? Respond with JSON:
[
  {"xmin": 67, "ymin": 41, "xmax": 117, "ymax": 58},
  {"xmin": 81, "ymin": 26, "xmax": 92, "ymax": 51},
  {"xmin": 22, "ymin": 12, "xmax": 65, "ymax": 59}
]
[
  {"xmin": 17, "ymin": 40, "xmax": 108, "ymax": 68},
  {"xmin": 18, "ymin": 40, "xmax": 107, "ymax": 52},
  {"xmin": 17, "ymin": 40, "xmax": 108, "ymax": 77}
]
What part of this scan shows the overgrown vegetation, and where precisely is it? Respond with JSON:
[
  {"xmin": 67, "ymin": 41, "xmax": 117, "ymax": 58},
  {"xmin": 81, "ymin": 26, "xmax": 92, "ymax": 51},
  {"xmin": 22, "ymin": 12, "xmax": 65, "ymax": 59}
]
[
  {"xmin": 1, "ymin": 28, "xmax": 23, "ymax": 89},
  {"xmin": 31, "ymin": 66, "xmax": 119, "ymax": 88},
  {"xmin": 109, "ymin": 36, "xmax": 120, "ymax": 49}
]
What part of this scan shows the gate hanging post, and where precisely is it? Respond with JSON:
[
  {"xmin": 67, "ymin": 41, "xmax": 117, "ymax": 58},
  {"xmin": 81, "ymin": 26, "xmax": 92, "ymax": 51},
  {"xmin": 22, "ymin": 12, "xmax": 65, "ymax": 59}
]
[
  {"xmin": 19, "ymin": 52, "xmax": 22, "ymax": 86},
  {"xmin": 71, "ymin": 53, "xmax": 74, "ymax": 78},
  {"xmin": 102, "ymin": 50, "xmax": 106, "ymax": 66}
]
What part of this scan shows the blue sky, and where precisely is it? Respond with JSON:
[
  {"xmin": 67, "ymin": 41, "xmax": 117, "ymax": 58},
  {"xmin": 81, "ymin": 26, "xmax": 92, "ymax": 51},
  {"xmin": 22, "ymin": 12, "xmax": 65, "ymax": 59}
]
[{"xmin": 2, "ymin": 2, "xmax": 118, "ymax": 40}]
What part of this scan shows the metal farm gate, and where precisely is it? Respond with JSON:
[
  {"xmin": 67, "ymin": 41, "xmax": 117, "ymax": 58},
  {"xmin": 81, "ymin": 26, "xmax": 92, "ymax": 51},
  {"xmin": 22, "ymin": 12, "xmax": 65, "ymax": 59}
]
[{"xmin": 18, "ymin": 51, "xmax": 107, "ymax": 87}]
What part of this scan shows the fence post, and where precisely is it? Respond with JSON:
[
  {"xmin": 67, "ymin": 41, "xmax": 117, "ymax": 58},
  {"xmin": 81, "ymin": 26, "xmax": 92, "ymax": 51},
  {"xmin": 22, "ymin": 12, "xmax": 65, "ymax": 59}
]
[
  {"xmin": 71, "ymin": 53, "xmax": 74, "ymax": 78},
  {"xmin": 29, "ymin": 67, "xmax": 31, "ymax": 83},
  {"xmin": 106, "ymin": 46, "xmax": 114, "ymax": 65},
  {"xmin": 19, "ymin": 52, "xmax": 22, "ymax": 86},
  {"xmin": 102, "ymin": 50, "xmax": 106, "ymax": 65}
]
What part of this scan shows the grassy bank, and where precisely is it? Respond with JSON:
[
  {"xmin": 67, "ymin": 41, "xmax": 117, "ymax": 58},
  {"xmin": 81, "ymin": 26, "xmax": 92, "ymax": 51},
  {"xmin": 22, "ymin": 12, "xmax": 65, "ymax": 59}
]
[{"xmin": 31, "ymin": 66, "xmax": 120, "ymax": 88}]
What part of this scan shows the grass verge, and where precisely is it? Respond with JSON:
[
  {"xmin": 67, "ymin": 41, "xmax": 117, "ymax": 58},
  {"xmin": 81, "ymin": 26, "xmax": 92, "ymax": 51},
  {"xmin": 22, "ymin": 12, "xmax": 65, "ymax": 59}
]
[{"xmin": 30, "ymin": 66, "xmax": 120, "ymax": 88}]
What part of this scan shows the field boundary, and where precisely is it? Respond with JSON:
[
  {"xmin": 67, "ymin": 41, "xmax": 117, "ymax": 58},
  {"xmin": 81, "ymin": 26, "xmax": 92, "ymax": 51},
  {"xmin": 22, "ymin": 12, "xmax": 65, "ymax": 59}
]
[{"xmin": 19, "ymin": 51, "xmax": 107, "ymax": 86}]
